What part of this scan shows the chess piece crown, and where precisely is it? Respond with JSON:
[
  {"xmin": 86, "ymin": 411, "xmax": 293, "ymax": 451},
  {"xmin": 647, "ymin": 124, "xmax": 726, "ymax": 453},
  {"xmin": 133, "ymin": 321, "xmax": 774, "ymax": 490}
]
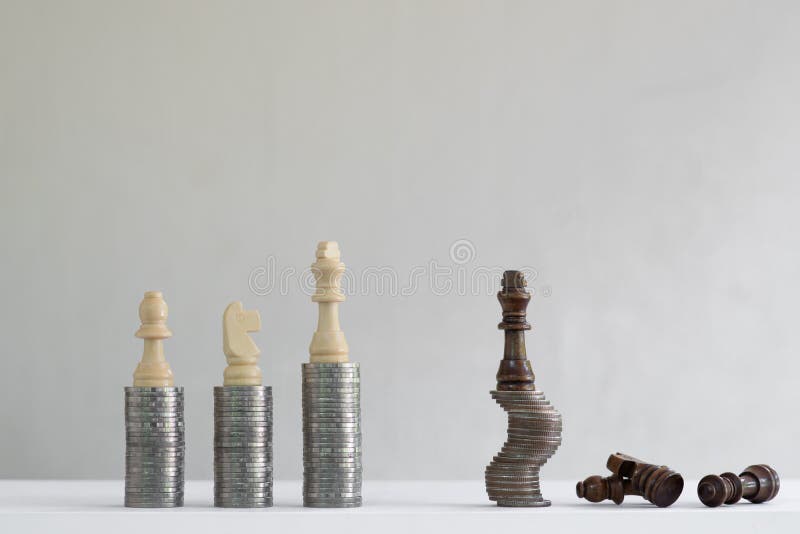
[
  {"xmin": 309, "ymin": 241, "xmax": 349, "ymax": 363},
  {"xmin": 133, "ymin": 291, "xmax": 174, "ymax": 387},
  {"xmin": 222, "ymin": 301, "xmax": 262, "ymax": 386},
  {"xmin": 697, "ymin": 464, "xmax": 780, "ymax": 507},
  {"xmin": 576, "ymin": 453, "xmax": 684, "ymax": 508}
]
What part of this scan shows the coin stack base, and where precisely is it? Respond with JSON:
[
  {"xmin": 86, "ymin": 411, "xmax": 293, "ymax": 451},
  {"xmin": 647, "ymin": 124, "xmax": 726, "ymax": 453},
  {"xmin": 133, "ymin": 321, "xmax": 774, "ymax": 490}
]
[
  {"xmin": 125, "ymin": 387, "xmax": 185, "ymax": 508},
  {"xmin": 302, "ymin": 362, "xmax": 362, "ymax": 508},
  {"xmin": 485, "ymin": 390, "xmax": 562, "ymax": 507},
  {"xmin": 214, "ymin": 386, "xmax": 273, "ymax": 507}
]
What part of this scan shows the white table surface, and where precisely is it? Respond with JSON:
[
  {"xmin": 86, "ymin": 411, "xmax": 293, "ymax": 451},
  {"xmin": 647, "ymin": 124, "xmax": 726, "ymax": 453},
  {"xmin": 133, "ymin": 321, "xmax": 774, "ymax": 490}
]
[{"xmin": 1, "ymin": 480, "xmax": 797, "ymax": 533}]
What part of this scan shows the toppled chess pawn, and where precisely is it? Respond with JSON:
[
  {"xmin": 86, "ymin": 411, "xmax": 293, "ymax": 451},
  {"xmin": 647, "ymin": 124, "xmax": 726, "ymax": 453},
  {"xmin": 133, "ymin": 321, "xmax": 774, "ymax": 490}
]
[
  {"xmin": 576, "ymin": 453, "xmax": 684, "ymax": 508},
  {"xmin": 697, "ymin": 464, "xmax": 780, "ymax": 507}
]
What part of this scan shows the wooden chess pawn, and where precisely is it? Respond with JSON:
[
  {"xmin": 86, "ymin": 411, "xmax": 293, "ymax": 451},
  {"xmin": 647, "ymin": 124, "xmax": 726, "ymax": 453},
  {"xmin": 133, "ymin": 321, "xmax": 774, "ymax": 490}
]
[
  {"xmin": 697, "ymin": 464, "xmax": 780, "ymax": 507},
  {"xmin": 133, "ymin": 291, "xmax": 174, "ymax": 387},
  {"xmin": 576, "ymin": 453, "xmax": 684, "ymax": 507}
]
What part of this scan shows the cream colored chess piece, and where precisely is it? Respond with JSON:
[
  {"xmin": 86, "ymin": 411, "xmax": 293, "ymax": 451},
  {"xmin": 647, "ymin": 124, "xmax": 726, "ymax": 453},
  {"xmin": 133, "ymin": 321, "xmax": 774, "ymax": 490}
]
[
  {"xmin": 223, "ymin": 301, "xmax": 263, "ymax": 386},
  {"xmin": 309, "ymin": 241, "xmax": 349, "ymax": 363},
  {"xmin": 133, "ymin": 291, "xmax": 175, "ymax": 387}
]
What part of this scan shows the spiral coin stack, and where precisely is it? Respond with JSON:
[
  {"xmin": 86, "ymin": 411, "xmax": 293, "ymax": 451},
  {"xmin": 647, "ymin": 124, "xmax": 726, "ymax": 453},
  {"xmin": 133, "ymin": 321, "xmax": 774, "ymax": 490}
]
[
  {"xmin": 302, "ymin": 362, "xmax": 362, "ymax": 508},
  {"xmin": 125, "ymin": 386, "xmax": 185, "ymax": 508},
  {"xmin": 213, "ymin": 386, "xmax": 273, "ymax": 507},
  {"xmin": 485, "ymin": 389, "xmax": 562, "ymax": 507}
]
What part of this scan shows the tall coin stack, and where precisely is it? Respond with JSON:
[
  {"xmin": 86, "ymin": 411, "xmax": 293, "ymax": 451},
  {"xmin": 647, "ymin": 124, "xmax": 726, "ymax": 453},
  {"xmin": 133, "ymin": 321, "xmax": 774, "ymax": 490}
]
[
  {"xmin": 125, "ymin": 291, "xmax": 184, "ymax": 508},
  {"xmin": 303, "ymin": 241, "xmax": 362, "ymax": 508},
  {"xmin": 215, "ymin": 301, "xmax": 273, "ymax": 507},
  {"xmin": 125, "ymin": 387, "xmax": 185, "ymax": 507},
  {"xmin": 485, "ymin": 272, "xmax": 562, "ymax": 507},
  {"xmin": 302, "ymin": 362, "xmax": 362, "ymax": 507},
  {"xmin": 214, "ymin": 386, "xmax": 273, "ymax": 507}
]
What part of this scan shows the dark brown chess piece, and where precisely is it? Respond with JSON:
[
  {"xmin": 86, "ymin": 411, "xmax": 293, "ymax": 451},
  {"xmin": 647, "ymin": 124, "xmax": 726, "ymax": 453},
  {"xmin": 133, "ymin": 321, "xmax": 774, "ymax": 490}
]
[
  {"xmin": 576, "ymin": 453, "xmax": 684, "ymax": 507},
  {"xmin": 697, "ymin": 464, "xmax": 780, "ymax": 507},
  {"xmin": 495, "ymin": 270, "xmax": 535, "ymax": 390}
]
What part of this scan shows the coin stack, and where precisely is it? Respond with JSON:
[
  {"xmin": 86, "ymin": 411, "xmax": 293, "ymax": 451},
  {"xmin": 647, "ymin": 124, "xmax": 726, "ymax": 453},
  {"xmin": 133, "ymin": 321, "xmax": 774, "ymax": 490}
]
[
  {"xmin": 485, "ymin": 390, "xmax": 562, "ymax": 506},
  {"xmin": 213, "ymin": 386, "xmax": 273, "ymax": 507},
  {"xmin": 302, "ymin": 362, "xmax": 362, "ymax": 508},
  {"xmin": 124, "ymin": 386, "xmax": 185, "ymax": 508}
]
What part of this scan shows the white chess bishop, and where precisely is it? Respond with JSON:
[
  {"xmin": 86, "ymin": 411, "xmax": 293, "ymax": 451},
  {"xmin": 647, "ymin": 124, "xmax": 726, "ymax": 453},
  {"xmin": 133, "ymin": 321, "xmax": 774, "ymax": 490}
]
[
  {"xmin": 223, "ymin": 301, "xmax": 263, "ymax": 386},
  {"xmin": 309, "ymin": 241, "xmax": 350, "ymax": 364}
]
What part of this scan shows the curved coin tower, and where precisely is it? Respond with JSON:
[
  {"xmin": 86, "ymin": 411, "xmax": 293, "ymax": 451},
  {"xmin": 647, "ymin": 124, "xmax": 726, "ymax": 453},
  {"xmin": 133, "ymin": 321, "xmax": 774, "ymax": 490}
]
[
  {"xmin": 125, "ymin": 291, "xmax": 185, "ymax": 508},
  {"xmin": 485, "ymin": 271, "xmax": 562, "ymax": 507},
  {"xmin": 214, "ymin": 301, "xmax": 273, "ymax": 507},
  {"xmin": 302, "ymin": 242, "xmax": 362, "ymax": 508}
]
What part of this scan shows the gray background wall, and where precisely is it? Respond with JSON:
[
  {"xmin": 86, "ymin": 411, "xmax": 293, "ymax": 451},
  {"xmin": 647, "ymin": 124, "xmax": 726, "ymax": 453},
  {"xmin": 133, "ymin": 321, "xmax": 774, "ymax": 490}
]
[{"xmin": 1, "ymin": 0, "xmax": 798, "ymax": 480}]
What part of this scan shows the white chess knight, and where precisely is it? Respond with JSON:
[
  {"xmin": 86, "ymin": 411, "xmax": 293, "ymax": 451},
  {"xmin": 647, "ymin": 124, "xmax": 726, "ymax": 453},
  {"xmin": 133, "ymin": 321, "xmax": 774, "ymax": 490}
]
[
  {"xmin": 223, "ymin": 301, "xmax": 263, "ymax": 386},
  {"xmin": 133, "ymin": 291, "xmax": 175, "ymax": 387},
  {"xmin": 309, "ymin": 241, "xmax": 350, "ymax": 363}
]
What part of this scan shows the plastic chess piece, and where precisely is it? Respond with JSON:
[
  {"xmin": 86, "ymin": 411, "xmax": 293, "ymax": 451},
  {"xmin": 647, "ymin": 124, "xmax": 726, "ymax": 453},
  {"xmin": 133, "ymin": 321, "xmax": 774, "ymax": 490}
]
[
  {"xmin": 576, "ymin": 453, "xmax": 684, "ymax": 507},
  {"xmin": 133, "ymin": 291, "xmax": 174, "ymax": 387},
  {"xmin": 309, "ymin": 241, "xmax": 349, "ymax": 363},
  {"xmin": 222, "ymin": 301, "xmax": 262, "ymax": 386},
  {"xmin": 697, "ymin": 464, "xmax": 780, "ymax": 507}
]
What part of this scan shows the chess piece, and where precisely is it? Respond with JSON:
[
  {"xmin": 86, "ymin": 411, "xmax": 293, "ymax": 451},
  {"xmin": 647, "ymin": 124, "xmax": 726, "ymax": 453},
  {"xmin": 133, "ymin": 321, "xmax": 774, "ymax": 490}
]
[
  {"xmin": 576, "ymin": 453, "xmax": 684, "ymax": 507},
  {"xmin": 133, "ymin": 291, "xmax": 174, "ymax": 387},
  {"xmin": 309, "ymin": 241, "xmax": 349, "ymax": 364},
  {"xmin": 697, "ymin": 464, "xmax": 780, "ymax": 507},
  {"xmin": 496, "ymin": 270, "xmax": 535, "ymax": 390},
  {"xmin": 302, "ymin": 241, "xmax": 362, "ymax": 507},
  {"xmin": 485, "ymin": 271, "xmax": 563, "ymax": 507},
  {"xmin": 125, "ymin": 290, "xmax": 184, "ymax": 507},
  {"xmin": 222, "ymin": 301, "xmax": 263, "ymax": 386}
]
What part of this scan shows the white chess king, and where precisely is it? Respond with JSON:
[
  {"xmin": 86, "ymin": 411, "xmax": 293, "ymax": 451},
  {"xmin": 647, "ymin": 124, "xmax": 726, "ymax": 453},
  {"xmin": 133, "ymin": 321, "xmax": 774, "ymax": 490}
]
[
  {"xmin": 222, "ymin": 301, "xmax": 263, "ymax": 386},
  {"xmin": 309, "ymin": 241, "xmax": 349, "ymax": 363}
]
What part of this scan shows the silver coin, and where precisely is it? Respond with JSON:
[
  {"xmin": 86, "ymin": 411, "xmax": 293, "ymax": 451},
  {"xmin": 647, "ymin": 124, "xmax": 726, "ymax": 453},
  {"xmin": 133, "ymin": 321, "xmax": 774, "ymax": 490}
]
[
  {"xmin": 215, "ymin": 501, "xmax": 272, "ymax": 508},
  {"xmin": 126, "ymin": 448, "xmax": 184, "ymax": 455},
  {"xmin": 214, "ymin": 401, "xmax": 273, "ymax": 407},
  {"xmin": 125, "ymin": 413, "xmax": 184, "ymax": 420},
  {"xmin": 124, "ymin": 499, "xmax": 184, "ymax": 507},
  {"xmin": 214, "ymin": 428, "xmax": 271, "ymax": 435},
  {"xmin": 214, "ymin": 465, "xmax": 273, "ymax": 472},
  {"xmin": 214, "ymin": 448, "xmax": 272, "ymax": 461},
  {"xmin": 303, "ymin": 426, "xmax": 359, "ymax": 432}
]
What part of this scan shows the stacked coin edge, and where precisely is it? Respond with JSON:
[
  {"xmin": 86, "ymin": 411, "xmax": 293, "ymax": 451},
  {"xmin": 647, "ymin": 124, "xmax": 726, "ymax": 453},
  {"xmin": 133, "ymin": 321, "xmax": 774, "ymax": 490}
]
[
  {"xmin": 485, "ymin": 389, "xmax": 562, "ymax": 507},
  {"xmin": 302, "ymin": 362, "xmax": 362, "ymax": 508},
  {"xmin": 125, "ymin": 386, "xmax": 185, "ymax": 508},
  {"xmin": 214, "ymin": 385, "xmax": 274, "ymax": 507}
]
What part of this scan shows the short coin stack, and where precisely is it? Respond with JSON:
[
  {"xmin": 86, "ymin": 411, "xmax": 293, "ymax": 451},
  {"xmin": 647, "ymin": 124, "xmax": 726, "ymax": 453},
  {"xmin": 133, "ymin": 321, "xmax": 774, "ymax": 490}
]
[
  {"xmin": 302, "ymin": 362, "xmax": 362, "ymax": 508},
  {"xmin": 213, "ymin": 386, "xmax": 273, "ymax": 507},
  {"xmin": 485, "ymin": 389, "xmax": 562, "ymax": 507},
  {"xmin": 125, "ymin": 386, "xmax": 185, "ymax": 508}
]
